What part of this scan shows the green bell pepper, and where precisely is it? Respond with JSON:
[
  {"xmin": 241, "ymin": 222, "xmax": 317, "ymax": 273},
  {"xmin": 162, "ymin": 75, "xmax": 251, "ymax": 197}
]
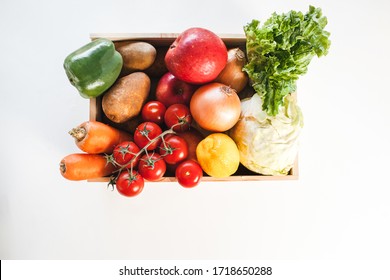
[{"xmin": 64, "ymin": 38, "xmax": 123, "ymax": 99}]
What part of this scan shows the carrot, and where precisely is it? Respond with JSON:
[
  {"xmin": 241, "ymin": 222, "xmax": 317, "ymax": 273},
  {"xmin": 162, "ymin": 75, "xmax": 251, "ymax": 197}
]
[
  {"xmin": 60, "ymin": 153, "xmax": 116, "ymax": 181},
  {"xmin": 69, "ymin": 121, "xmax": 132, "ymax": 154}
]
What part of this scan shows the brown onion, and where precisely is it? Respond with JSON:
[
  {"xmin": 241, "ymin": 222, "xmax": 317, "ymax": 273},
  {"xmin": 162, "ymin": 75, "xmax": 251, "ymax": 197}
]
[
  {"xmin": 190, "ymin": 83, "xmax": 241, "ymax": 132},
  {"xmin": 214, "ymin": 48, "xmax": 248, "ymax": 93}
]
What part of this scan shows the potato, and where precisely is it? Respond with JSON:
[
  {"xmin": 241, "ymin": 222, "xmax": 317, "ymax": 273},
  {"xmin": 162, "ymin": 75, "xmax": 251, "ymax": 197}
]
[
  {"xmin": 116, "ymin": 41, "xmax": 156, "ymax": 73},
  {"xmin": 102, "ymin": 72, "xmax": 150, "ymax": 123},
  {"xmin": 144, "ymin": 46, "xmax": 169, "ymax": 77},
  {"xmin": 102, "ymin": 113, "xmax": 143, "ymax": 134}
]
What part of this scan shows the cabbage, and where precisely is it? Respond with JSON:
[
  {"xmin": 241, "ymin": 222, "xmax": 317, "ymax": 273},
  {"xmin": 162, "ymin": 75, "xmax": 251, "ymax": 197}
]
[{"xmin": 229, "ymin": 93, "xmax": 303, "ymax": 176}]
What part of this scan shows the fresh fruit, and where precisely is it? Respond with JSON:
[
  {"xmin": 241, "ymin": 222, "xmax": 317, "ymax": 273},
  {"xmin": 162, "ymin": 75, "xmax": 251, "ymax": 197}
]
[
  {"xmin": 175, "ymin": 160, "xmax": 203, "ymax": 188},
  {"xmin": 138, "ymin": 153, "xmax": 166, "ymax": 181},
  {"xmin": 177, "ymin": 129, "xmax": 204, "ymax": 162},
  {"xmin": 159, "ymin": 134, "xmax": 188, "ymax": 165},
  {"xmin": 112, "ymin": 141, "xmax": 140, "ymax": 169},
  {"xmin": 196, "ymin": 133, "xmax": 240, "ymax": 178},
  {"xmin": 165, "ymin": 27, "xmax": 227, "ymax": 84},
  {"xmin": 141, "ymin": 100, "xmax": 166, "ymax": 125},
  {"xmin": 155, "ymin": 72, "xmax": 197, "ymax": 106},
  {"xmin": 164, "ymin": 104, "xmax": 192, "ymax": 132},
  {"xmin": 190, "ymin": 82, "xmax": 241, "ymax": 132},
  {"xmin": 116, "ymin": 170, "xmax": 144, "ymax": 197},
  {"xmin": 134, "ymin": 122, "xmax": 163, "ymax": 151}
]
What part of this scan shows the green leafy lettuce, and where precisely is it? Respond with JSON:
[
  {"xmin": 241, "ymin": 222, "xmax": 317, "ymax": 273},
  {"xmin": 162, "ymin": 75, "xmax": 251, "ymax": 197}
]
[{"xmin": 243, "ymin": 6, "xmax": 331, "ymax": 116}]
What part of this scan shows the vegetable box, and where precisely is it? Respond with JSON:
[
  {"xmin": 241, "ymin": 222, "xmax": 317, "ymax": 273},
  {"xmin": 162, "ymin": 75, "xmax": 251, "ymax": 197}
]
[{"xmin": 88, "ymin": 33, "xmax": 299, "ymax": 182}]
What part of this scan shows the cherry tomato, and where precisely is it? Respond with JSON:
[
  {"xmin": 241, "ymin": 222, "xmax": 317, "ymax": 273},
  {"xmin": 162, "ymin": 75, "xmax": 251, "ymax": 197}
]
[
  {"xmin": 177, "ymin": 129, "xmax": 203, "ymax": 162},
  {"xmin": 138, "ymin": 153, "xmax": 166, "ymax": 181},
  {"xmin": 134, "ymin": 122, "xmax": 162, "ymax": 151},
  {"xmin": 116, "ymin": 170, "xmax": 144, "ymax": 197},
  {"xmin": 112, "ymin": 141, "xmax": 140, "ymax": 168},
  {"xmin": 141, "ymin": 101, "xmax": 167, "ymax": 125},
  {"xmin": 175, "ymin": 160, "xmax": 203, "ymax": 188},
  {"xmin": 164, "ymin": 104, "xmax": 192, "ymax": 132},
  {"xmin": 159, "ymin": 134, "xmax": 188, "ymax": 165}
]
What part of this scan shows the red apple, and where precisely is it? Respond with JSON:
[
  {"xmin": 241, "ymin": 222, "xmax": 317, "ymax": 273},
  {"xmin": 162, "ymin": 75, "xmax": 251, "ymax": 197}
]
[
  {"xmin": 155, "ymin": 72, "xmax": 197, "ymax": 106},
  {"xmin": 165, "ymin": 27, "xmax": 227, "ymax": 84}
]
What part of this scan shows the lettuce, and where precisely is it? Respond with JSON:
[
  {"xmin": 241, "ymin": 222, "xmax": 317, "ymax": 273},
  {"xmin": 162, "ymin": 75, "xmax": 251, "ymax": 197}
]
[{"xmin": 243, "ymin": 6, "xmax": 331, "ymax": 116}]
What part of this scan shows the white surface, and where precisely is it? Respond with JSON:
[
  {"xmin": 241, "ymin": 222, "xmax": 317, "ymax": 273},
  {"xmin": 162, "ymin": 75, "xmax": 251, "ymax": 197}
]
[{"xmin": 1, "ymin": 0, "xmax": 390, "ymax": 260}]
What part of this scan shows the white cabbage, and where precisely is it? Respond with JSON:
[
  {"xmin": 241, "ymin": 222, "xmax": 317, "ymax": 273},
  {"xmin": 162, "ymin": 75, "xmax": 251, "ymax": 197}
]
[{"xmin": 229, "ymin": 93, "xmax": 303, "ymax": 176}]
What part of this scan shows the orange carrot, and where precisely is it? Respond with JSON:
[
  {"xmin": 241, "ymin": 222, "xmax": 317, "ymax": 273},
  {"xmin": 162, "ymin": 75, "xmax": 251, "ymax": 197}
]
[
  {"xmin": 60, "ymin": 153, "xmax": 116, "ymax": 181},
  {"xmin": 69, "ymin": 121, "xmax": 132, "ymax": 154}
]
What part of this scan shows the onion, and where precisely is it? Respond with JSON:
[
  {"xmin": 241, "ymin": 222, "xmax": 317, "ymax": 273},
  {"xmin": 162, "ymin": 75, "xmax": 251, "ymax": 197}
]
[
  {"xmin": 190, "ymin": 82, "xmax": 241, "ymax": 132},
  {"xmin": 214, "ymin": 48, "xmax": 248, "ymax": 93}
]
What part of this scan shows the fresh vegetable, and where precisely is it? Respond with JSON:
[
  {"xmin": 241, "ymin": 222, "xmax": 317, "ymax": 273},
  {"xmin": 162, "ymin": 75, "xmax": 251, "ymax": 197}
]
[
  {"xmin": 61, "ymin": 14, "xmax": 331, "ymax": 195},
  {"xmin": 164, "ymin": 104, "xmax": 192, "ymax": 132},
  {"xmin": 175, "ymin": 160, "xmax": 203, "ymax": 188},
  {"xmin": 133, "ymin": 122, "xmax": 163, "ymax": 150},
  {"xmin": 102, "ymin": 72, "xmax": 150, "ymax": 123},
  {"xmin": 230, "ymin": 94, "xmax": 303, "ymax": 175},
  {"xmin": 214, "ymin": 48, "xmax": 248, "ymax": 93},
  {"xmin": 138, "ymin": 153, "xmax": 166, "ymax": 181},
  {"xmin": 144, "ymin": 46, "xmax": 169, "ymax": 77},
  {"xmin": 230, "ymin": 6, "xmax": 330, "ymax": 175},
  {"xmin": 116, "ymin": 41, "xmax": 156, "ymax": 73},
  {"xmin": 159, "ymin": 134, "xmax": 188, "ymax": 165},
  {"xmin": 112, "ymin": 141, "xmax": 140, "ymax": 169},
  {"xmin": 59, "ymin": 153, "xmax": 116, "ymax": 181},
  {"xmin": 165, "ymin": 27, "xmax": 227, "ymax": 84},
  {"xmin": 115, "ymin": 170, "xmax": 144, "ymax": 197},
  {"xmin": 243, "ymin": 6, "xmax": 331, "ymax": 116},
  {"xmin": 141, "ymin": 101, "xmax": 167, "ymax": 125},
  {"xmin": 190, "ymin": 82, "xmax": 241, "ymax": 132},
  {"xmin": 69, "ymin": 121, "xmax": 132, "ymax": 154},
  {"xmin": 63, "ymin": 38, "xmax": 123, "ymax": 99}
]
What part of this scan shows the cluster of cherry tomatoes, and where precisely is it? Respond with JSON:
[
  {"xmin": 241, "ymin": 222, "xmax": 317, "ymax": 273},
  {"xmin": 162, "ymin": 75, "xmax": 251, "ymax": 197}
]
[{"xmin": 108, "ymin": 101, "xmax": 203, "ymax": 197}]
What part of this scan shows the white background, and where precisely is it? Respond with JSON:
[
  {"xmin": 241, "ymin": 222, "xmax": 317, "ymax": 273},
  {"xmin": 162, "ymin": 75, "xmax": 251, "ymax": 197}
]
[{"xmin": 1, "ymin": 0, "xmax": 390, "ymax": 265}]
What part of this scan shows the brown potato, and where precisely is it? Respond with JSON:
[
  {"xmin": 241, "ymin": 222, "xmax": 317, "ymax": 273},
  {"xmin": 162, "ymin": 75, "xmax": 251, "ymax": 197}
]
[
  {"xmin": 116, "ymin": 41, "xmax": 156, "ymax": 73},
  {"xmin": 144, "ymin": 46, "xmax": 169, "ymax": 77},
  {"xmin": 102, "ymin": 72, "xmax": 150, "ymax": 123}
]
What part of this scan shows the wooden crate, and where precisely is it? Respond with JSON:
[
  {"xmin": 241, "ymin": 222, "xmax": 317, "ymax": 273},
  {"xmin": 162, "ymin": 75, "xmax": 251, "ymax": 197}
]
[{"xmin": 88, "ymin": 33, "xmax": 299, "ymax": 182}]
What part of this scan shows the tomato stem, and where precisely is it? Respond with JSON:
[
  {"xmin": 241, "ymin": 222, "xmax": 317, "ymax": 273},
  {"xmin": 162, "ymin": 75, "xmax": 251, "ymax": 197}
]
[{"xmin": 107, "ymin": 123, "xmax": 181, "ymax": 183}]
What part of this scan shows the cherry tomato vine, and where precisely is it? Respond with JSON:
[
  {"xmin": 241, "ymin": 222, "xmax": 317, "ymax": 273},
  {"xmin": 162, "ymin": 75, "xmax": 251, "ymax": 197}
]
[{"xmin": 105, "ymin": 106, "xmax": 202, "ymax": 197}]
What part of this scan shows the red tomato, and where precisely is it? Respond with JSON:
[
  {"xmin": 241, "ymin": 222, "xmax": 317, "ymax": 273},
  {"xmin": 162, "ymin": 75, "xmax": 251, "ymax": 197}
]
[
  {"xmin": 177, "ymin": 129, "xmax": 204, "ymax": 162},
  {"xmin": 134, "ymin": 122, "xmax": 162, "ymax": 151},
  {"xmin": 141, "ymin": 101, "xmax": 167, "ymax": 125},
  {"xmin": 116, "ymin": 170, "xmax": 144, "ymax": 197},
  {"xmin": 112, "ymin": 141, "xmax": 140, "ymax": 168},
  {"xmin": 138, "ymin": 153, "xmax": 166, "ymax": 181},
  {"xmin": 175, "ymin": 160, "xmax": 203, "ymax": 188},
  {"xmin": 159, "ymin": 134, "xmax": 188, "ymax": 165},
  {"xmin": 164, "ymin": 104, "xmax": 192, "ymax": 132}
]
